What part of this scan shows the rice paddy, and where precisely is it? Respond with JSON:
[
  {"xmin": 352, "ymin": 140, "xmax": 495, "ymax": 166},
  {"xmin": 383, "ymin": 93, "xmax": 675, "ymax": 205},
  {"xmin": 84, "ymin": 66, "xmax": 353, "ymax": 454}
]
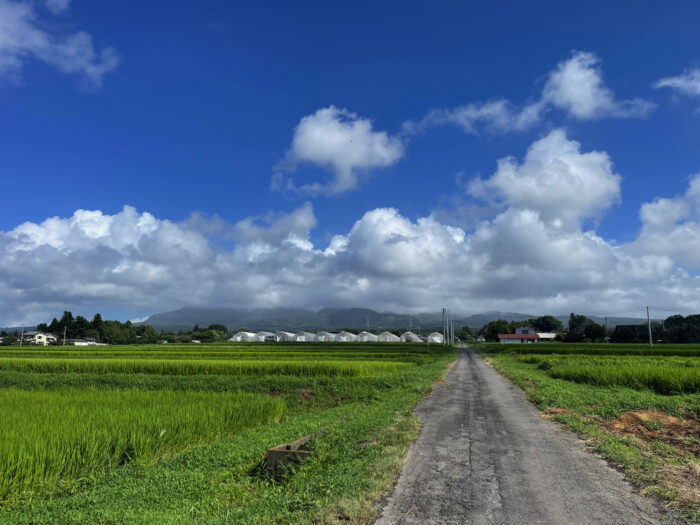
[{"xmin": 0, "ymin": 342, "xmax": 455, "ymax": 523}]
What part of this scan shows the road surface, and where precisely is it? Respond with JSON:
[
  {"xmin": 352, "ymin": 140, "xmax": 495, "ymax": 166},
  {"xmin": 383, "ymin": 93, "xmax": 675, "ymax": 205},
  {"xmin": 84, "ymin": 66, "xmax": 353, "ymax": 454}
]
[{"xmin": 375, "ymin": 346, "xmax": 673, "ymax": 525}]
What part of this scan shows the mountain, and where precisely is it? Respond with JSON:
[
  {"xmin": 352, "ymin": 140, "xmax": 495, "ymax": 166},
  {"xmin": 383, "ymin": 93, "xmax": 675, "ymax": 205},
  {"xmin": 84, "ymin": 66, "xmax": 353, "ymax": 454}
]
[
  {"xmin": 135, "ymin": 307, "xmax": 654, "ymax": 332},
  {"xmin": 138, "ymin": 307, "xmax": 447, "ymax": 332}
]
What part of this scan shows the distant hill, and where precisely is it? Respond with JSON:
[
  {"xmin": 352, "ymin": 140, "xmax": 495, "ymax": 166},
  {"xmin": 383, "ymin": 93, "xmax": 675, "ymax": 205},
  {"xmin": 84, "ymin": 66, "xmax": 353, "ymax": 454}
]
[{"xmin": 136, "ymin": 307, "xmax": 653, "ymax": 332}]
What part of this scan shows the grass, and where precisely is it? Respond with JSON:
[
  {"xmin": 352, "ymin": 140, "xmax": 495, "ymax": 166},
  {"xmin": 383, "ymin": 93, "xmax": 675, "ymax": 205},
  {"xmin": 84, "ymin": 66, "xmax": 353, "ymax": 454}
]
[
  {"xmin": 0, "ymin": 343, "xmax": 457, "ymax": 522},
  {"xmin": 477, "ymin": 343, "xmax": 700, "ymax": 520},
  {"xmin": 0, "ymin": 388, "xmax": 285, "ymax": 502},
  {"xmin": 0, "ymin": 357, "xmax": 412, "ymax": 377}
]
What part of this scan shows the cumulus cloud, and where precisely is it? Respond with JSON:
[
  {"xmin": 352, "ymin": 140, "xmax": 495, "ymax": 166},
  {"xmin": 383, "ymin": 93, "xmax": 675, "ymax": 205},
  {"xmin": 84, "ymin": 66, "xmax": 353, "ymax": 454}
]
[
  {"xmin": 654, "ymin": 67, "xmax": 700, "ymax": 101},
  {"xmin": 274, "ymin": 106, "xmax": 404, "ymax": 195},
  {"xmin": 43, "ymin": 0, "xmax": 69, "ymax": 14},
  {"xmin": 541, "ymin": 51, "xmax": 653, "ymax": 119},
  {"xmin": 629, "ymin": 173, "xmax": 700, "ymax": 270},
  {"xmin": 0, "ymin": 0, "xmax": 118, "ymax": 88},
  {"xmin": 468, "ymin": 129, "xmax": 621, "ymax": 229},
  {"xmin": 405, "ymin": 51, "xmax": 653, "ymax": 135},
  {"xmin": 3, "ymin": 138, "xmax": 700, "ymax": 326}
]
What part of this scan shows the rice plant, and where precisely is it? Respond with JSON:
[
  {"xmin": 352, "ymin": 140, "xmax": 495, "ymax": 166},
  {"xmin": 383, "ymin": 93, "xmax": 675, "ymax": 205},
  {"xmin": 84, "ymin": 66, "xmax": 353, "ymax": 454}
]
[
  {"xmin": 0, "ymin": 388, "xmax": 285, "ymax": 500},
  {"xmin": 0, "ymin": 358, "xmax": 411, "ymax": 377}
]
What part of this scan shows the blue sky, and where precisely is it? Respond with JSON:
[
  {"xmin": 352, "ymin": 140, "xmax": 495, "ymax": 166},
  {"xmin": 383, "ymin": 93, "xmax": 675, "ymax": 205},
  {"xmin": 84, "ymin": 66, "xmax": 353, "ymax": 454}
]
[{"xmin": 2, "ymin": 0, "xmax": 700, "ymax": 325}]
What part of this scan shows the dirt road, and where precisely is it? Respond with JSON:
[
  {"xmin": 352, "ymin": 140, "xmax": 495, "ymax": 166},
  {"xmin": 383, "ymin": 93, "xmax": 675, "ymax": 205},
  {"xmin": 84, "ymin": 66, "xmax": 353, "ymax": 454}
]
[{"xmin": 375, "ymin": 346, "xmax": 673, "ymax": 525}]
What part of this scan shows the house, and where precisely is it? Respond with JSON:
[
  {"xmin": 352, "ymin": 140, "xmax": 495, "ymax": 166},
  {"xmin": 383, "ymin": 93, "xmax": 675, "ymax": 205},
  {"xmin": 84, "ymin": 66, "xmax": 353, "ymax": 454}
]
[
  {"xmin": 229, "ymin": 331, "xmax": 256, "ymax": 342},
  {"xmin": 315, "ymin": 331, "xmax": 336, "ymax": 342},
  {"xmin": 378, "ymin": 331, "xmax": 401, "ymax": 342},
  {"xmin": 275, "ymin": 331, "xmax": 296, "ymax": 342},
  {"xmin": 336, "ymin": 331, "xmax": 357, "ymax": 342},
  {"xmin": 536, "ymin": 332, "xmax": 557, "ymax": 340},
  {"xmin": 427, "ymin": 332, "xmax": 444, "ymax": 344},
  {"xmin": 356, "ymin": 331, "xmax": 378, "ymax": 342},
  {"xmin": 254, "ymin": 331, "xmax": 276, "ymax": 342},
  {"xmin": 400, "ymin": 331, "xmax": 422, "ymax": 343},
  {"xmin": 23, "ymin": 331, "xmax": 58, "ymax": 346},
  {"xmin": 498, "ymin": 333, "xmax": 540, "ymax": 344},
  {"xmin": 515, "ymin": 326, "xmax": 536, "ymax": 335},
  {"xmin": 293, "ymin": 331, "xmax": 315, "ymax": 342}
]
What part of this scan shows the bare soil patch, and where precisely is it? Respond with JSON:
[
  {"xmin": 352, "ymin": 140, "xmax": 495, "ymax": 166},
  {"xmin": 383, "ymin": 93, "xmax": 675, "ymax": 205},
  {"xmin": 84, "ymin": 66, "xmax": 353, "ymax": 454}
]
[{"xmin": 602, "ymin": 410, "xmax": 700, "ymax": 456}]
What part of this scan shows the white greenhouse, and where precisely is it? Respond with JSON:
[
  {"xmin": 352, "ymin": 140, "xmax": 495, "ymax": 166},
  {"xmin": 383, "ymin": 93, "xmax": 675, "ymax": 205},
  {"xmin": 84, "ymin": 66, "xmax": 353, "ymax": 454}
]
[
  {"xmin": 315, "ymin": 331, "xmax": 337, "ymax": 342},
  {"xmin": 427, "ymin": 332, "xmax": 444, "ymax": 344},
  {"xmin": 400, "ymin": 331, "xmax": 422, "ymax": 343},
  {"xmin": 275, "ymin": 331, "xmax": 296, "ymax": 342},
  {"xmin": 356, "ymin": 331, "xmax": 379, "ymax": 342},
  {"xmin": 229, "ymin": 331, "xmax": 256, "ymax": 342},
  {"xmin": 293, "ymin": 331, "xmax": 315, "ymax": 342},
  {"xmin": 336, "ymin": 331, "xmax": 357, "ymax": 342},
  {"xmin": 254, "ymin": 331, "xmax": 276, "ymax": 342},
  {"xmin": 378, "ymin": 331, "xmax": 401, "ymax": 342}
]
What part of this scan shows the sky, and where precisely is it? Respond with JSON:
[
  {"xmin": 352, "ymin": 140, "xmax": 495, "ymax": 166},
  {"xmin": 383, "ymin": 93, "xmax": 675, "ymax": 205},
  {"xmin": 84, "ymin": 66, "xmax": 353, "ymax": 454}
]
[{"xmin": 2, "ymin": 0, "xmax": 700, "ymax": 325}]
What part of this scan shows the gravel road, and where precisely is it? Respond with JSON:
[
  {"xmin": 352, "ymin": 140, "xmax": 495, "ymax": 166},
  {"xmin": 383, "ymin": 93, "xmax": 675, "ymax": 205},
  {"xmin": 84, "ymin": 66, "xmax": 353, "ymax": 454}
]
[{"xmin": 375, "ymin": 346, "xmax": 674, "ymax": 525}]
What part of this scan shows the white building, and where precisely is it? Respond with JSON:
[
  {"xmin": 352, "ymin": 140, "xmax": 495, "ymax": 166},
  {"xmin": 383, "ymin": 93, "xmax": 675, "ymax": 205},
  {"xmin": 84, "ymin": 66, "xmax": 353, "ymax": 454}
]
[
  {"xmin": 336, "ymin": 331, "xmax": 357, "ymax": 342},
  {"xmin": 23, "ymin": 331, "xmax": 58, "ymax": 346},
  {"xmin": 537, "ymin": 332, "xmax": 557, "ymax": 340},
  {"xmin": 293, "ymin": 331, "xmax": 315, "ymax": 342},
  {"xmin": 275, "ymin": 331, "xmax": 296, "ymax": 342},
  {"xmin": 378, "ymin": 331, "xmax": 401, "ymax": 342},
  {"xmin": 254, "ymin": 331, "xmax": 277, "ymax": 342},
  {"xmin": 400, "ymin": 331, "xmax": 422, "ymax": 343},
  {"xmin": 427, "ymin": 332, "xmax": 444, "ymax": 344},
  {"xmin": 229, "ymin": 331, "xmax": 256, "ymax": 342},
  {"xmin": 356, "ymin": 331, "xmax": 378, "ymax": 342},
  {"xmin": 315, "ymin": 331, "xmax": 336, "ymax": 342}
]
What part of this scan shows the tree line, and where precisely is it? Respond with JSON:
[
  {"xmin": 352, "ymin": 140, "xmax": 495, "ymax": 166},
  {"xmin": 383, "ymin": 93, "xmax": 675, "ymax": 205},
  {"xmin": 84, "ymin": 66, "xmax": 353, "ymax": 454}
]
[{"xmin": 479, "ymin": 313, "xmax": 700, "ymax": 343}]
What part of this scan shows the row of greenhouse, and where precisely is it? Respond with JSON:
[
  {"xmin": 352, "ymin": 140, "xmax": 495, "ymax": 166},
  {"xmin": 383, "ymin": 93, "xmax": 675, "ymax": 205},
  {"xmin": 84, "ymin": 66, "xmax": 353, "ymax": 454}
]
[{"xmin": 228, "ymin": 330, "xmax": 445, "ymax": 344}]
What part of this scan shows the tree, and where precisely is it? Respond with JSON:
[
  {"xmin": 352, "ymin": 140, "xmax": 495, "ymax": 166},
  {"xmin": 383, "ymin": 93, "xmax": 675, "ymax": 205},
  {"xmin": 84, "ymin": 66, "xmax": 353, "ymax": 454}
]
[
  {"xmin": 483, "ymin": 319, "xmax": 510, "ymax": 341},
  {"xmin": 1, "ymin": 335, "xmax": 17, "ymax": 346},
  {"xmin": 610, "ymin": 326, "xmax": 635, "ymax": 343},
  {"xmin": 584, "ymin": 321, "xmax": 605, "ymax": 342},
  {"xmin": 208, "ymin": 324, "xmax": 228, "ymax": 333},
  {"xmin": 530, "ymin": 315, "xmax": 563, "ymax": 333},
  {"xmin": 91, "ymin": 313, "xmax": 104, "ymax": 330},
  {"xmin": 567, "ymin": 313, "xmax": 588, "ymax": 341},
  {"xmin": 459, "ymin": 325, "xmax": 475, "ymax": 341}
]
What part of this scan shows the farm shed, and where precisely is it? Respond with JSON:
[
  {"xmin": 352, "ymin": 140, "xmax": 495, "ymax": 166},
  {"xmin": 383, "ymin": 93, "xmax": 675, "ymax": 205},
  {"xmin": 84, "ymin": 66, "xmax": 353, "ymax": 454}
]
[
  {"xmin": 356, "ymin": 331, "xmax": 378, "ymax": 342},
  {"xmin": 498, "ymin": 333, "xmax": 540, "ymax": 344},
  {"xmin": 400, "ymin": 331, "xmax": 422, "ymax": 343},
  {"xmin": 378, "ymin": 331, "xmax": 400, "ymax": 342},
  {"xmin": 315, "ymin": 331, "xmax": 337, "ymax": 342},
  {"xmin": 254, "ymin": 331, "xmax": 277, "ymax": 342},
  {"xmin": 537, "ymin": 332, "xmax": 557, "ymax": 340},
  {"xmin": 229, "ymin": 331, "xmax": 256, "ymax": 342},
  {"xmin": 336, "ymin": 331, "xmax": 357, "ymax": 342},
  {"xmin": 293, "ymin": 331, "xmax": 315, "ymax": 342},
  {"xmin": 275, "ymin": 331, "xmax": 295, "ymax": 342},
  {"xmin": 427, "ymin": 332, "xmax": 444, "ymax": 344}
]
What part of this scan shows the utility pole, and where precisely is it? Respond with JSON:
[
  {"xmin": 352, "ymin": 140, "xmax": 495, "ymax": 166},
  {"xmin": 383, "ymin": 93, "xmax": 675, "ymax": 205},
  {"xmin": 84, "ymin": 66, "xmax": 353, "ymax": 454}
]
[
  {"xmin": 604, "ymin": 316, "xmax": 608, "ymax": 343},
  {"xmin": 19, "ymin": 328, "xmax": 24, "ymax": 347},
  {"xmin": 646, "ymin": 306, "xmax": 653, "ymax": 349},
  {"xmin": 63, "ymin": 326, "xmax": 67, "ymax": 346},
  {"xmin": 442, "ymin": 308, "xmax": 447, "ymax": 347}
]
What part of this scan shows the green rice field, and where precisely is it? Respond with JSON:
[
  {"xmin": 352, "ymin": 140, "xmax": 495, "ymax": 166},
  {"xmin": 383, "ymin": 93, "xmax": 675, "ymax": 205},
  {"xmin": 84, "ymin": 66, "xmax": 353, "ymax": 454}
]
[{"xmin": 0, "ymin": 342, "xmax": 455, "ymax": 524}]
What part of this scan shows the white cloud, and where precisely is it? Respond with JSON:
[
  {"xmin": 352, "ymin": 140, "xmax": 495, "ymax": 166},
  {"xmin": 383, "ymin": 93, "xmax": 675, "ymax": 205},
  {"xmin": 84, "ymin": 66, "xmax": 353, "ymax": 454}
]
[
  {"xmin": 274, "ymin": 106, "xmax": 404, "ymax": 195},
  {"xmin": 542, "ymin": 51, "xmax": 654, "ymax": 119},
  {"xmin": 43, "ymin": 0, "xmax": 69, "ymax": 14},
  {"xmin": 0, "ymin": 0, "xmax": 118, "ymax": 88},
  {"xmin": 654, "ymin": 67, "xmax": 700, "ymax": 99},
  {"xmin": 4, "ymin": 139, "xmax": 700, "ymax": 326},
  {"xmin": 630, "ymin": 173, "xmax": 700, "ymax": 270},
  {"xmin": 468, "ymin": 129, "xmax": 621, "ymax": 229},
  {"xmin": 405, "ymin": 51, "xmax": 653, "ymax": 135}
]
